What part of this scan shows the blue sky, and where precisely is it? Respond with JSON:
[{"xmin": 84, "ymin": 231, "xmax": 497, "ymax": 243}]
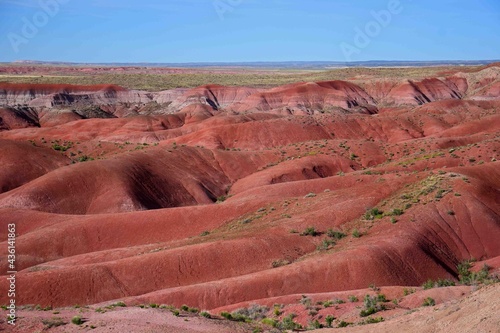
[{"xmin": 0, "ymin": 0, "xmax": 499, "ymax": 63}]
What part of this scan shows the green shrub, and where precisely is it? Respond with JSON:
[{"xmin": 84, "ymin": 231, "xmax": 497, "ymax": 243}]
[
  {"xmin": 71, "ymin": 316, "xmax": 83, "ymax": 325},
  {"xmin": 232, "ymin": 304, "xmax": 269, "ymax": 321},
  {"xmin": 403, "ymin": 288, "xmax": 416, "ymax": 296},
  {"xmin": 308, "ymin": 319, "xmax": 322, "ymax": 329},
  {"xmin": 364, "ymin": 208, "xmax": 384, "ymax": 220},
  {"xmin": 301, "ymin": 226, "xmax": 320, "ymax": 236},
  {"xmin": 352, "ymin": 229, "xmax": 361, "ymax": 238},
  {"xmin": 389, "ymin": 208, "xmax": 404, "ymax": 216},
  {"xmin": 42, "ymin": 318, "xmax": 67, "ymax": 328},
  {"xmin": 422, "ymin": 279, "xmax": 435, "ymax": 290},
  {"xmin": 362, "ymin": 316, "xmax": 385, "ymax": 325},
  {"xmin": 338, "ymin": 321, "xmax": 351, "ymax": 328},
  {"xmin": 216, "ymin": 195, "xmax": 227, "ymax": 203},
  {"xmin": 200, "ymin": 311, "xmax": 211, "ymax": 318},
  {"xmin": 261, "ymin": 318, "xmax": 278, "ymax": 327},
  {"xmin": 300, "ymin": 295, "xmax": 312, "ymax": 307},
  {"xmin": 322, "ymin": 300, "xmax": 333, "ymax": 308},
  {"xmin": 277, "ymin": 314, "xmax": 300, "ymax": 330},
  {"xmin": 436, "ymin": 279, "xmax": 456, "ymax": 287},
  {"xmin": 317, "ymin": 238, "xmax": 336, "ymax": 250},
  {"xmin": 348, "ymin": 295, "xmax": 359, "ymax": 302},
  {"xmin": 220, "ymin": 312, "xmax": 232, "ymax": 320},
  {"xmin": 422, "ymin": 297, "xmax": 435, "ymax": 306},
  {"xmin": 326, "ymin": 229, "xmax": 346, "ymax": 239},
  {"xmin": 360, "ymin": 307, "xmax": 377, "ymax": 317},
  {"xmin": 112, "ymin": 301, "xmax": 126, "ymax": 307},
  {"xmin": 325, "ymin": 315, "xmax": 335, "ymax": 327},
  {"xmin": 360, "ymin": 295, "xmax": 386, "ymax": 317}
]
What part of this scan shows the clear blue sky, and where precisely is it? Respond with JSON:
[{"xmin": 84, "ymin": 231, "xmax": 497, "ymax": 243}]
[{"xmin": 0, "ymin": 0, "xmax": 499, "ymax": 63}]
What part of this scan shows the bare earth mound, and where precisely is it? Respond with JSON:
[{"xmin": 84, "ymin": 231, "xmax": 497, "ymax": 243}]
[{"xmin": 0, "ymin": 64, "xmax": 499, "ymax": 332}]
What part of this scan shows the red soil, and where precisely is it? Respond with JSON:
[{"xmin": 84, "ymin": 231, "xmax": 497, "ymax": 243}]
[{"xmin": 0, "ymin": 65, "xmax": 499, "ymax": 332}]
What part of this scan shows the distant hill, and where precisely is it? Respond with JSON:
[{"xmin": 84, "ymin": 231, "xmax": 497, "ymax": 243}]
[{"xmin": 11, "ymin": 59, "xmax": 500, "ymax": 69}]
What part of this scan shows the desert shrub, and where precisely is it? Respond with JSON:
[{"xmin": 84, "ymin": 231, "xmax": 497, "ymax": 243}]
[
  {"xmin": 277, "ymin": 314, "xmax": 300, "ymax": 330},
  {"xmin": 200, "ymin": 311, "xmax": 211, "ymax": 318},
  {"xmin": 364, "ymin": 208, "xmax": 384, "ymax": 220},
  {"xmin": 272, "ymin": 259, "xmax": 291, "ymax": 268},
  {"xmin": 171, "ymin": 309, "xmax": 180, "ymax": 316},
  {"xmin": 422, "ymin": 279, "xmax": 435, "ymax": 290},
  {"xmin": 71, "ymin": 316, "xmax": 83, "ymax": 325},
  {"xmin": 325, "ymin": 315, "xmax": 335, "ymax": 327},
  {"xmin": 273, "ymin": 306, "xmax": 282, "ymax": 316},
  {"xmin": 301, "ymin": 227, "xmax": 320, "ymax": 236},
  {"xmin": 232, "ymin": 304, "xmax": 269, "ymax": 321},
  {"xmin": 422, "ymin": 297, "xmax": 435, "ymax": 306},
  {"xmin": 261, "ymin": 318, "xmax": 278, "ymax": 327},
  {"xmin": 389, "ymin": 208, "xmax": 404, "ymax": 216},
  {"xmin": 216, "ymin": 195, "xmax": 227, "ymax": 203},
  {"xmin": 437, "ymin": 279, "xmax": 455, "ymax": 287},
  {"xmin": 326, "ymin": 229, "xmax": 346, "ymax": 239},
  {"xmin": 112, "ymin": 301, "xmax": 126, "ymax": 307},
  {"xmin": 361, "ymin": 316, "xmax": 385, "ymax": 325},
  {"xmin": 300, "ymin": 295, "xmax": 312, "ymax": 307},
  {"xmin": 338, "ymin": 321, "xmax": 351, "ymax": 327},
  {"xmin": 308, "ymin": 309, "xmax": 318, "ymax": 316},
  {"xmin": 403, "ymin": 288, "xmax": 416, "ymax": 296},
  {"xmin": 360, "ymin": 295, "xmax": 385, "ymax": 317},
  {"xmin": 348, "ymin": 295, "xmax": 359, "ymax": 302},
  {"xmin": 322, "ymin": 300, "xmax": 333, "ymax": 308},
  {"xmin": 78, "ymin": 155, "xmax": 93, "ymax": 162},
  {"xmin": 220, "ymin": 312, "xmax": 232, "ymax": 320},
  {"xmin": 52, "ymin": 143, "xmax": 71, "ymax": 152},
  {"xmin": 457, "ymin": 260, "xmax": 494, "ymax": 285},
  {"xmin": 317, "ymin": 238, "xmax": 336, "ymax": 250},
  {"xmin": 352, "ymin": 229, "xmax": 361, "ymax": 238},
  {"xmin": 42, "ymin": 318, "xmax": 67, "ymax": 328},
  {"xmin": 308, "ymin": 319, "xmax": 322, "ymax": 329}
]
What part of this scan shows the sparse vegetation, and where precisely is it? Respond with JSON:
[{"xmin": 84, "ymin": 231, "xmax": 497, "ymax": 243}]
[
  {"xmin": 422, "ymin": 297, "xmax": 436, "ymax": 306},
  {"xmin": 360, "ymin": 295, "xmax": 386, "ymax": 317},
  {"xmin": 422, "ymin": 278, "xmax": 456, "ymax": 289},
  {"xmin": 42, "ymin": 318, "xmax": 67, "ymax": 328},
  {"xmin": 325, "ymin": 314, "xmax": 335, "ymax": 327},
  {"xmin": 71, "ymin": 315, "xmax": 83, "ymax": 325},
  {"xmin": 361, "ymin": 316, "xmax": 385, "ymax": 325},
  {"xmin": 348, "ymin": 295, "xmax": 359, "ymax": 302},
  {"xmin": 364, "ymin": 207, "xmax": 384, "ymax": 220},
  {"xmin": 301, "ymin": 226, "xmax": 320, "ymax": 237},
  {"xmin": 326, "ymin": 229, "xmax": 346, "ymax": 239}
]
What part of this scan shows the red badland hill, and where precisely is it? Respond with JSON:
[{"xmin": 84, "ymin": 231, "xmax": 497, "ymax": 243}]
[{"xmin": 0, "ymin": 65, "xmax": 499, "ymax": 332}]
